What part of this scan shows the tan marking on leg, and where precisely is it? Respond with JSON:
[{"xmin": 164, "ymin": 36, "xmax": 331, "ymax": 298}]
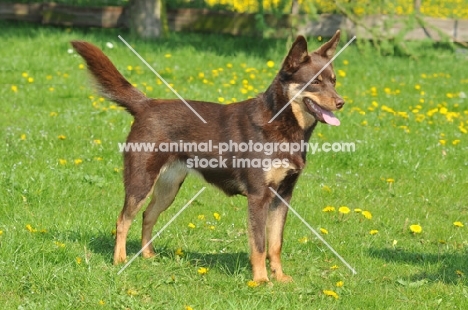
[
  {"xmin": 141, "ymin": 162, "xmax": 187, "ymax": 258},
  {"xmin": 249, "ymin": 232, "xmax": 269, "ymax": 283},
  {"xmin": 114, "ymin": 196, "xmax": 149, "ymax": 264},
  {"xmin": 267, "ymin": 204, "xmax": 293, "ymax": 282}
]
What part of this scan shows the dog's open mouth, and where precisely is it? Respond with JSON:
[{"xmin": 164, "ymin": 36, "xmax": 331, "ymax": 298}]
[{"xmin": 304, "ymin": 98, "xmax": 340, "ymax": 126}]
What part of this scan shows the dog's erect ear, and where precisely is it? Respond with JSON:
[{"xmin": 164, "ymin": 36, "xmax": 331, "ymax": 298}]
[
  {"xmin": 314, "ymin": 30, "xmax": 341, "ymax": 60},
  {"xmin": 282, "ymin": 35, "xmax": 310, "ymax": 74}
]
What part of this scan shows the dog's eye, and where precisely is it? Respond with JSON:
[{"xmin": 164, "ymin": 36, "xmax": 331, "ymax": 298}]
[
  {"xmin": 311, "ymin": 79, "xmax": 320, "ymax": 85},
  {"xmin": 331, "ymin": 78, "xmax": 336, "ymax": 85}
]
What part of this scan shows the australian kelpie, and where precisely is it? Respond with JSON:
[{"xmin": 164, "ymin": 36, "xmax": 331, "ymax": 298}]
[{"xmin": 71, "ymin": 31, "xmax": 344, "ymax": 283}]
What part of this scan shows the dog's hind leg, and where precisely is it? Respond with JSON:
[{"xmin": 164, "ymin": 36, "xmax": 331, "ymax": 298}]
[
  {"xmin": 141, "ymin": 161, "xmax": 187, "ymax": 258},
  {"xmin": 113, "ymin": 154, "xmax": 160, "ymax": 265}
]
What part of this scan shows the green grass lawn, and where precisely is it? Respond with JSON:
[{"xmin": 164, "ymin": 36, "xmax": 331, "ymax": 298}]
[{"xmin": 0, "ymin": 22, "xmax": 467, "ymax": 309}]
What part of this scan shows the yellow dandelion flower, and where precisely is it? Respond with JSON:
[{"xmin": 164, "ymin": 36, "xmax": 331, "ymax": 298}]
[
  {"xmin": 322, "ymin": 185, "xmax": 331, "ymax": 192},
  {"xmin": 165, "ymin": 53, "xmax": 171, "ymax": 58},
  {"xmin": 197, "ymin": 267, "xmax": 208, "ymax": 275},
  {"xmin": 336, "ymin": 281, "xmax": 344, "ymax": 287},
  {"xmin": 218, "ymin": 97, "xmax": 225, "ymax": 103},
  {"xmin": 266, "ymin": 60, "xmax": 275, "ymax": 68},
  {"xmin": 197, "ymin": 214, "xmax": 205, "ymax": 220},
  {"xmin": 322, "ymin": 206, "xmax": 335, "ymax": 212},
  {"xmin": 338, "ymin": 206, "xmax": 350, "ymax": 214},
  {"xmin": 28, "ymin": 77, "xmax": 34, "ymax": 83},
  {"xmin": 198, "ymin": 72, "xmax": 204, "ymax": 78},
  {"xmin": 414, "ymin": 84, "xmax": 421, "ymax": 90},
  {"xmin": 175, "ymin": 248, "xmax": 184, "ymax": 256},
  {"xmin": 127, "ymin": 65, "xmax": 133, "ymax": 71},
  {"xmin": 213, "ymin": 212, "xmax": 221, "ymax": 221},
  {"xmin": 76, "ymin": 257, "xmax": 82, "ymax": 264},
  {"xmin": 188, "ymin": 223, "xmax": 196, "ymax": 229},
  {"xmin": 54, "ymin": 241, "xmax": 65, "ymax": 248},
  {"xmin": 0, "ymin": 230, "xmax": 3, "ymax": 235},
  {"xmin": 22, "ymin": 72, "xmax": 28, "ymax": 78},
  {"xmin": 453, "ymin": 221, "xmax": 464, "ymax": 227},
  {"xmin": 343, "ymin": 60, "xmax": 349, "ymax": 65},
  {"xmin": 126, "ymin": 289, "xmax": 138, "ymax": 296},
  {"xmin": 338, "ymin": 70, "xmax": 346, "ymax": 77},
  {"xmin": 298, "ymin": 236, "xmax": 308, "ymax": 243},
  {"xmin": 20, "ymin": 134, "xmax": 26, "ymax": 140},
  {"xmin": 439, "ymin": 140, "xmax": 446, "ymax": 145},
  {"xmin": 58, "ymin": 135, "xmax": 66, "ymax": 140},
  {"xmin": 74, "ymin": 159, "xmax": 83, "ymax": 165},
  {"xmin": 26, "ymin": 224, "xmax": 37, "ymax": 233},
  {"xmin": 98, "ymin": 300, "xmax": 105, "ymax": 305},
  {"xmin": 59, "ymin": 159, "xmax": 67, "ymax": 165},
  {"xmin": 370, "ymin": 230, "xmax": 379, "ymax": 235},
  {"xmin": 226, "ymin": 63, "xmax": 233, "ymax": 68},
  {"xmin": 320, "ymin": 228, "xmax": 329, "ymax": 234},
  {"xmin": 354, "ymin": 208, "xmax": 362, "ymax": 213},
  {"xmin": 93, "ymin": 139, "xmax": 101, "ymax": 145},
  {"xmin": 185, "ymin": 306, "xmax": 193, "ymax": 310},
  {"xmin": 452, "ymin": 140, "xmax": 460, "ymax": 145},
  {"xmin": 386, "ymin": 178, "xmax": 394, "ymax": 183},
  {"xmin": 79, "ymin": 64, "xmax": 85, "ymax": 69},
  {"xmin": 409, "ymin": 224, "xmax": 422, "ymax": 234},
  {"xmin": 330, "ymin": 265, "xmax": 339, "ymax": 270},
  {"xmin": 362, "ymin": 211, "xmax": 372, "ymax": 220},
  {"xmin": 247, "ymin": 280, "xmax": 259, "ymax": 287},
  {"xmin": 209, "ymin": 225, "xmax": 215, "ymax": 230},
  {"xmin": 323, "ymin": 289, "xmax": 339, "ymax": 299},
  {"xmin": 11, "ymin": 85, "xmax": 18, "ymax": 92}
]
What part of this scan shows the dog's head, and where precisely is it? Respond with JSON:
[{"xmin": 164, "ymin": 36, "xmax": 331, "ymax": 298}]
[{"xmin": 280, "ymin": 31, "xmax": 344, "ymax": 127}]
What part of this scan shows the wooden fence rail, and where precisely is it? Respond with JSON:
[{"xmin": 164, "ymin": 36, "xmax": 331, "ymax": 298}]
[{"xmin": 1, "ymin": 3, "xmax": 467, "ymax": 41}]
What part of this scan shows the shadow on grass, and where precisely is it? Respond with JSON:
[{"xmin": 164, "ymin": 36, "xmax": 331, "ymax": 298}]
[
  {"xmin": 369, "ymin": 247, "xmax": 467, "ymax": 285},
  {"xmin": 86, "ymin": 232, "xmax": 249, "ymax": 275}
]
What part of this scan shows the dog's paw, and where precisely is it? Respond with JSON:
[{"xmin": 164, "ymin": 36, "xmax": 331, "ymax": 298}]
[
  {"xmin": 272, "ymin": 273, "xmax": 293, "ymax": 283},
  {"xmin": 113, "ymin": 257, "xmax": 127, "ymax": 265},
  {"xmin": 142, "ymin": 251, "xmax": 156, "ymax": 259},
  {"xmin": 252, "ymin": 276, "xmax": 270, "ymax": 283}
]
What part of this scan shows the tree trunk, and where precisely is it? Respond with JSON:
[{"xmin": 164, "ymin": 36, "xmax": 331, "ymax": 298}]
[{"xmin": 129, "ymin": 0, "xmax": 166, "ymax": 39}]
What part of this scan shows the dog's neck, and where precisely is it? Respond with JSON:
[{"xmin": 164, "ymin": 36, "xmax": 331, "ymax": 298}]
[{"xmin": 263, "ymin": 76, "xmax": 317, "ymax": 138}]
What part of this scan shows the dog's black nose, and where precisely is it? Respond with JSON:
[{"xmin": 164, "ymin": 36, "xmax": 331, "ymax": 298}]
[{"xmin": 336, "ymin": 97, "xmax": 345, "ymax": 110}]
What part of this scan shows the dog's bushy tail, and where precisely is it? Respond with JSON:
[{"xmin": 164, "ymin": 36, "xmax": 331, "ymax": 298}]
[{"xmin": 71, "ymin": 41, "xmax": 146, "ymax": 116}]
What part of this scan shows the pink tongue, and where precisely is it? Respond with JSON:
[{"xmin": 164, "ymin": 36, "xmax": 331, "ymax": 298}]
[{"xmin": 317, "ymin": 105, "xmax": 340, "ymax": 126}]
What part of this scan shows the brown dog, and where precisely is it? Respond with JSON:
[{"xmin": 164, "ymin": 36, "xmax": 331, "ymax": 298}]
[{"xmin": 72, "ymin": 31, "xmax": 344, "ymax": 283}]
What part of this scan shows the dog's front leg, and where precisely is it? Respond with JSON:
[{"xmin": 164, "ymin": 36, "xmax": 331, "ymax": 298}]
[
  {"xmin": 266, "ymin": 174, "xmax": 298, "ymax": 282},
  {"xmin": 247, "ymin": 192, "xmax": 273, "ymax": 283},
  {"xmin": 267, "ymin": 199, "xmax": 290, "ymax": 282}
]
